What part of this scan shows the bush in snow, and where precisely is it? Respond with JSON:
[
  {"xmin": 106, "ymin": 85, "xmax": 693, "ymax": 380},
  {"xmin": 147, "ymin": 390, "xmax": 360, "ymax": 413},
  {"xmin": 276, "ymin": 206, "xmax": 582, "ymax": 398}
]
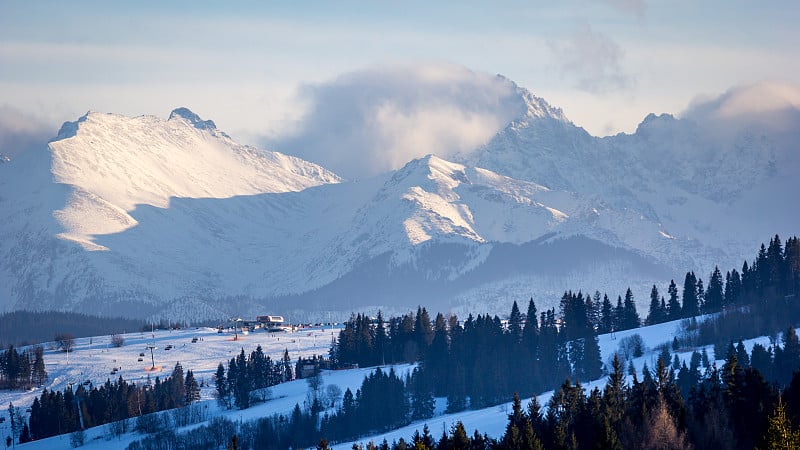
[
  {"xmin": 618, "ymin": 334, "xmax": 646, "ymax": 360},
  {"xmin": 69, "ymin": 429, "xmax": 84, "ymax": 447}
]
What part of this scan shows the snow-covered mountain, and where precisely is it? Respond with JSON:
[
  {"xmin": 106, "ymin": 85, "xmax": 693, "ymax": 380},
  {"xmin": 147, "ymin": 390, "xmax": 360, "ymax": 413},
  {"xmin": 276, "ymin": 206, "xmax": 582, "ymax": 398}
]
[{"xmin": 1, "ymin": 83, "xmax": 796, "ymax": 321}]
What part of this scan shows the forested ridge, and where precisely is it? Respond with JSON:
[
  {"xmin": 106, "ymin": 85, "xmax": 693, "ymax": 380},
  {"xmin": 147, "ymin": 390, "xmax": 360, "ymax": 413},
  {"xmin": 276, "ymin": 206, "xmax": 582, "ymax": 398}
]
[{"xmin": 0, "ymin": 311, "xmax": 147, "ymax": 347}]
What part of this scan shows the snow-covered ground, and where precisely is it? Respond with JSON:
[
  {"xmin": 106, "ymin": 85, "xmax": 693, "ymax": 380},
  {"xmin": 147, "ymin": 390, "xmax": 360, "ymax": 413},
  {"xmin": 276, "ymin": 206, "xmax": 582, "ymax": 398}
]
[
  {"xmin": 0, "ymin": 325, "xmax": 343, "ymax": 447},
  {"xmin": 2, "ymin": 315, "xmax": 754, "ymax": 450}
]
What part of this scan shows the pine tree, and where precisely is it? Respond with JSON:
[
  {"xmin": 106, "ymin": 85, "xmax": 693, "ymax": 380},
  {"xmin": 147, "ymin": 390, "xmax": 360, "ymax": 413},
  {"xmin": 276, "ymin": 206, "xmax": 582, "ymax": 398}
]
[
  {"xmin": 508, "ymin": 301, "xmax": 523, "ymax": 344},
  {"xmin": 725, "ymin": 269, "xmax": 742, "ymax": 306},
  {"xmin": 599, "ymin": 294, "xmax": 614, "ymax": 334},
  {"xmin": 409, "ymin": 368, "xmax": 434, "ymax": 420},
  {"xmin": 425, "ymin": 313, "xmax": 449, "ymax": 396},
  {"xmin": 777, "ymin": 327, "xmax": 800, "ymax": 385},
  {"xmin": 502, "ymin": 392, "xmax": 544, "ymax": 450},
  {"xmin": 185, "ymin": 370, "xmax": 200, "ymax": 404},
  {"xmin": 623, "ymin": 288, "xmax": 640, "ymax": 330},
  {"xmin": 19, "ymin": 423, "xmax": 31, "ymax": 443},
  {"xmin": 449, "ymin": 421, "xmax": 471, "ymax": 449},
  {"xmin": 523, "ymin": 298, "xmax": 540, "ymax": 384},
  {"xmin": 588, "ymin": 291, "xmax": 602, "ymax": 331},
  {"xmin": 215, "ymin": 363, "xmax": 230, "ymax": 409},
  {"xmin": 646, "ymin": 285, "xmax": 664, "ymax": 325},
  {"xmin": 763, "ymin": 397, "xmax": 800, "ymax": 449},
  {"xmin": 682, "ymin": 272, "xmax": 699, "ymax": 317},
  {"xmin": 705, "ymin": 266, "xmax": 724, "ymax": 312},
  {"xmin": 414, "ymin": 307, "xmax": 433, "ymax": 351},
  {"xmin": 374, "ymin": 311, "xmax": 388, "ymax": 365},
  {"xmin": 667, "ymin": 280, "xmax": 681, "ymax": 320},
  {"xmin": 412, "ymin": 425, "xmax": 436, "ymax": 450},
  {"xmin": 767, "ymin": 235, "xmax": 785, "ymax": 292},
  {"xmin": 614, "ymin": 296, "xmax": 624, "ymax": 332},
  {"xmin": 604, "ymin": 354, "xmax": 626, "ymax": 427},
  {"xmin": 582, "ymin": 335, "xmax": 603, "ymax": 381},
  {"xmin": 31, "ymin": 346, "xmax": 47, "ymax": 387}
]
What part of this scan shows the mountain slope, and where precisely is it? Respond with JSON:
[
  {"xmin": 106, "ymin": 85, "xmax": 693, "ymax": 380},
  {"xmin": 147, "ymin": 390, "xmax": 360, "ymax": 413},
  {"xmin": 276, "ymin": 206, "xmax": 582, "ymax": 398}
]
[
  {"xmin": 0, "ymin": 111, "xmax": 673, "ymax": 320},
  {"xmin": 0, "ymin": 109, "xmax": 343, "ymax": 315},
  {"xmin": 1, "ymin": 82, "xmax": 796, "ymax": 321},
  {"xmin": 456, "ymin": 84, "xmax": 799, "ymax": 274},
  {"xmin": 48, "ymin": 109, "xmax": 340, "ymax": 249}
]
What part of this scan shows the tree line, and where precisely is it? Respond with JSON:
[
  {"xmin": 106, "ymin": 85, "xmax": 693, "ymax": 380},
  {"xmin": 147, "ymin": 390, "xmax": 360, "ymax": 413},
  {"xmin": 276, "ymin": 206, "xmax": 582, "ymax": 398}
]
[
  {"xmin": 330, "ymin": 235, "xmax": 800, "ymax": 406},
  {"xmin": 0, "ymin": 345, "xmax": 47, "ymax": 390},
  {"xmin": 214, "ymin": 345, "xmax": 295, "ymax": 410},
  {"xmin": 645, "ymin": 234, "xmax": 800, "ymax": 325},
  {"xmin": 15, "ymin": 362, "xmax": 199, "ymax": 444},
  {"xmin": 128, "ymin": 366, "xmax": 421, "ymax": 450},
  {"xmin": 0, "ymin": 311, "xmax": 147, "ymax": 347}
]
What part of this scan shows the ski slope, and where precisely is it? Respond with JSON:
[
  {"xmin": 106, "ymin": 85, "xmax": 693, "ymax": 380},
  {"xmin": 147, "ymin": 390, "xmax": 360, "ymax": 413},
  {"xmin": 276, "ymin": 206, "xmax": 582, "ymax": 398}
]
[{"xmin": 0, "ymin": 324, "xmax": 340, "ymax": 442}]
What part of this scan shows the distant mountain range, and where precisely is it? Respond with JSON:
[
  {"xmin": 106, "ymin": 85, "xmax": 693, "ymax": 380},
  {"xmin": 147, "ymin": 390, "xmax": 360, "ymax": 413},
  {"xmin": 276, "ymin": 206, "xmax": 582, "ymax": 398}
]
[{"xmin": 1, "ymin": 81, "xmax": 796, "ymax": 321}]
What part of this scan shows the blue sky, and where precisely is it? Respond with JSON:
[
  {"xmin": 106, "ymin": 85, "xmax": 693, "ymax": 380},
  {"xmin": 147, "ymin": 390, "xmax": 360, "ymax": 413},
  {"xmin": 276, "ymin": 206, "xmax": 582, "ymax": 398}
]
[{"xmin": 1, "ymin": 1, "xmax": 798, "ymax": 152}]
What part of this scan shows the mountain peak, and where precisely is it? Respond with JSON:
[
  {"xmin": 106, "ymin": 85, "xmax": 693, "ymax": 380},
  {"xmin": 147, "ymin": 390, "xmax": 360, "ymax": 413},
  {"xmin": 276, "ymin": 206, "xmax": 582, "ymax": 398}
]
[
  {"xmin": 55, "ymin": 111, "xmax": 90, "ymax": 140},
  {"xmin": 168, "ymin": 107, "xmax": 217, "ymax": 130},
  {"xmin": 518, "ymin": 87, "xmax": 570, "ymax": 123},
  {"xmin": 637, "ymin": 112, "xmax": 676, "ymax": 128},
  {"xmin": 396, "ymin": 154, "xmax": 467, "ymax": 181}
]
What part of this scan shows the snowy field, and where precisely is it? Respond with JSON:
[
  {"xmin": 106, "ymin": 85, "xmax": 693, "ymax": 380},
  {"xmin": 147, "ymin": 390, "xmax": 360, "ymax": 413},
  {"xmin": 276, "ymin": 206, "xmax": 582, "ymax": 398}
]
[
  {"xmin": 1, "ymin": 316, "xmax": 786, "ymax": 449},
  {"xmin": 0, "ymin": 325, "xmax": 341, "ymax": 447}
]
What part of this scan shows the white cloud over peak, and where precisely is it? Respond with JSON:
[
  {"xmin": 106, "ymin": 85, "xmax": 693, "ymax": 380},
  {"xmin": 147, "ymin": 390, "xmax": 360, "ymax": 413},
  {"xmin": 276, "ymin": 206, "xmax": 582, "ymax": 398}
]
[
  {"xmin": 683, "ymin": 81, "xmax": 800, "ymax": 134},
  {"xmin": 266, "ymin": 63, "xmax": 527, "ymax": 179}
]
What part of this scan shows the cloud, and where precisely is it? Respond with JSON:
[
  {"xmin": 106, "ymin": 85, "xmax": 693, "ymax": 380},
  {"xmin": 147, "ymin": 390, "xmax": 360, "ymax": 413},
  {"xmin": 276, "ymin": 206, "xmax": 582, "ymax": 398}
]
[
  {"xmin": 683, "ymin": 81, "xmax": 800, "ymax": 131},
  {"xmin": 548, "ymin": 24, "xmax": 634, "ymax": 94},
  {"xmin": 265, "ymin": 63, "xmax": 527, "ymax": 179},
  {"xmin": 0, "ymin": 105, "xmax": 54, "ymax": 159},
  {"xmin": 681, "ymin": 81, "xmax": 800, "ymax": 162},
  {"xmin": 601, "ymin": 0, "xmax": 646, "ymax": 17}
]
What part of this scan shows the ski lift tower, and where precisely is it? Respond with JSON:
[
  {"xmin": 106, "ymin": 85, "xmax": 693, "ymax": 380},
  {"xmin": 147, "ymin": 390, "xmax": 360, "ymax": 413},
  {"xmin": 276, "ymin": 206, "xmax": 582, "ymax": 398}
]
[
  {"xmin": 231, "ymin": 317, "xmax": 242, "ymax": 341},
  {"xmin": 146, "ymin": 344, "xmax": 157, "ymax": 370}
]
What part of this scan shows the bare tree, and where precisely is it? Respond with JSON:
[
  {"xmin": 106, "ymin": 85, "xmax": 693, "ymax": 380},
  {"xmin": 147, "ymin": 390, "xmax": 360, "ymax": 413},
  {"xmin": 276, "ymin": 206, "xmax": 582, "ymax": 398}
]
[
  {"xmin": 55, "ymin": 333, "xmax": 75, "ymax": 353},
  {"xmin": 306, "ymin": 368, "xmax": 324, "ymax": 399},
  {"xmin": 618, "ymin": 334, "xmax": 646, "ymax": 359},
  {"xmin": 642, "ymin": 399, "xmax": 693, "ymax": 450},
  {"xmin": 111, "ymin": 334, "xmax": 125, "ymax": 348},
  {"xmin": 325, "ymin": 384, "xmax": 343, "ymax": 408}
]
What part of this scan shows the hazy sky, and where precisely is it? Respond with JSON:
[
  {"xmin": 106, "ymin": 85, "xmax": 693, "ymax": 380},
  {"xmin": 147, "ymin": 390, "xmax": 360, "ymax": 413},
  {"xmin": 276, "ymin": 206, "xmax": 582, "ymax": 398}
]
[{"xmin": 1, "ymin": 1, "xmax": 799, "ymax": 164}]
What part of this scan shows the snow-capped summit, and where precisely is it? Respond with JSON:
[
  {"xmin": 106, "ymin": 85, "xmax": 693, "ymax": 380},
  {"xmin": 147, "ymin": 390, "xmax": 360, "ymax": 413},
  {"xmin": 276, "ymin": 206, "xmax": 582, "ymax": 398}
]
[
  {"xmin": 0, "ymin": 109, "xmax": 344, "ymax": 315},
  {"xmin": 515, "ymin": 84, "xmax": 572, "ymax": 124},
  {"xmin": 0, "ymin": 81, "xmax": 796, "ymax": 321},
  {"xmin": 42, "ymin": 110, "xmax": 340, "ymax": 248},
  {"xmin": 168, "ymin": 107, "xmax": 218, "ymax": 131}
]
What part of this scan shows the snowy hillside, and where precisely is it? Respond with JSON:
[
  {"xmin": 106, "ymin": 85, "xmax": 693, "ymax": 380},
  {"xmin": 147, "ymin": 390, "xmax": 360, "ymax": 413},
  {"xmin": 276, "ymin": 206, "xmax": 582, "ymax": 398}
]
[{"xmin": 2, "ymin": 315, "xmax": 771, "ymax": 450}]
